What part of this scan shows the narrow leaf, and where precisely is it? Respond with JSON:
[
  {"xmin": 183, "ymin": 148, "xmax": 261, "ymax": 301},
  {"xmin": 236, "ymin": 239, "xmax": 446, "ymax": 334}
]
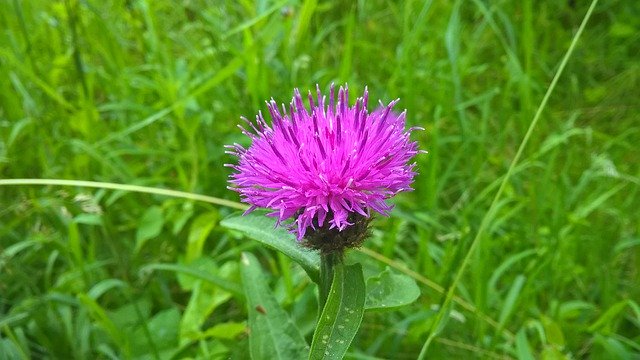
[
  {"xmin": 309, "ymin": 262, "xmax": 365, "ymax": 360},
  {"xmin": 516, "ymin": 329, "xmax": 536, "ymax": 360},
  {"xmin": 498, "ymin": 275, "xmax": 526, "ymax": 327},
  {"xmin": 592, "ymin": 334, "xmax": 634, "ymax": 359},
  {"xmin": 221, "ymin": 211, "xmax": 320, "ymax": 283},
  {"xmin": 487, "ymin": 248, "xmax": 537, "ymax": 303},
  {"xmin": 588, "ymin": 300, "xmax": 635, "ymax": 334},
  {"xmin": 87, "ymin": 279, "xmax": 128, "ymax": 300},
  {"xmin": 140, "ymin": 263, "xmax": 241, "ymax": 295},
  {"xmin": 77, "ymin": 293, "xmax": 126, "ymax": 349},
  {"xmin": 240, "ymin": 252, "xmax": 308, "ymax": 360}
]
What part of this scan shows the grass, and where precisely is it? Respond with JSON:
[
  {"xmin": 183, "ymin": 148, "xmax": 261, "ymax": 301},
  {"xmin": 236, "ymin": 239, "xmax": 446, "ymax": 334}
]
[{"xmin": 1, "ymin": 0, "xmax": 639, "ymax": 359}]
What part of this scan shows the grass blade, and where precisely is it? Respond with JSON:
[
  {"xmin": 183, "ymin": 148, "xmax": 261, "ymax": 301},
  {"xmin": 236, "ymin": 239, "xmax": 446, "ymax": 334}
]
[
  {"xmin": 418, "ymin": 0, "xmax": 601, "ymax": 357},
  {"xmin": 0, "ymin": 179, "xmax": 247, "ymax": 210},
  {"xmin": 140, "ymin": 263, "xmax": 242, "ymax": 295}
]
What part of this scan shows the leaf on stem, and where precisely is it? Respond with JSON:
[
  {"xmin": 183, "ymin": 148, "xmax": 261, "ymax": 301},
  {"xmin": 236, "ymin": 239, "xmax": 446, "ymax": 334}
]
[
  {"xmin": 221, "ymin": 211, "xmax": 320, "ymax": 283},
  {"xmin": 240, "ymin": 252, "xmax": 309, "ymax": 360},
  {"xmin": 365, "ymin": 268, "xmax": 420, "ymax": 311},
  {"xmin": 309, "ymin": 262, "xmax": 365, "ymax": 360}
]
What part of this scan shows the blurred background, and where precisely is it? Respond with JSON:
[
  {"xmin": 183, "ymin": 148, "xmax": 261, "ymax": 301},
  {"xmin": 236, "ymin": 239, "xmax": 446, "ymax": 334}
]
[{"xmin": 1, "ymin": 0, "xmax": 639, "ymax": 358}]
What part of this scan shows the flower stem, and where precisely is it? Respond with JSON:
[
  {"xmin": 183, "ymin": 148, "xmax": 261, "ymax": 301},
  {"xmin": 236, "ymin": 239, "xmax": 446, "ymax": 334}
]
[{"xmin": 319, "ymin": 251, "xmax": 342, "ymax": 310}]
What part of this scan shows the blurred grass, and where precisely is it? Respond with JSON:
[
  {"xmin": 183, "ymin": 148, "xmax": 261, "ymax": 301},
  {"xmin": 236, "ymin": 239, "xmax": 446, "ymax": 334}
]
[{"xmin": 1, "ymin": 0, "xmax": 639, "ymax": 359}]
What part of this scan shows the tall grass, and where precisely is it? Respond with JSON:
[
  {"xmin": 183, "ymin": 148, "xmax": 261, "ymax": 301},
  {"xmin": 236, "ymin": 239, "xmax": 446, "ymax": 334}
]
[{"xmin": 1, "ymin": 0, "xmax": 639, "ymax": 358}]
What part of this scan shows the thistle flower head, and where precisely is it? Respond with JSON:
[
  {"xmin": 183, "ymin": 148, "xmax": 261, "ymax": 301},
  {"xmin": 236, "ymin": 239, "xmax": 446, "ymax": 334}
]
[{"xmin": 226, "ymin": 84, "xmax": 422, "ymax": 246}]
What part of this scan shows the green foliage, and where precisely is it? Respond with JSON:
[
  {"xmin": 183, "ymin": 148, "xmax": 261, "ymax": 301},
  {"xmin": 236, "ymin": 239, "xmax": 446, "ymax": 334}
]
[
  {"xmin": 240, "ymin": 252, "xmax": 309, "ymax": 360},
  {"xmin": 309, "ymin": 262, "xmax": 365, "ymax": 360},
  {"xmin": 135, "ymin": 206, "xmax": 164, "ymax": 253},
  {"xmin": 1, "ymin": 0, "xmax": 639, "ymax": 358},
  {"xmin": 221, "ymin": 211, "xmax": 320, "ymax": 283},
  {"xmin": 364, "ymin": 268, "xmax": 421, "ymax": 311}
]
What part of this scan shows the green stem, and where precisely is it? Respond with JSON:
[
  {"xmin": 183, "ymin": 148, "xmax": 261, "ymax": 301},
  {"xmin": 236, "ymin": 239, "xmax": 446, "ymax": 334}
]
[
  {"xmin": 319, "ymin": 251, "xmax": 342, "ymax": 310},
  {"xmin": 0, "ymin": 179, "xmax": 247, "ymax": 210}
]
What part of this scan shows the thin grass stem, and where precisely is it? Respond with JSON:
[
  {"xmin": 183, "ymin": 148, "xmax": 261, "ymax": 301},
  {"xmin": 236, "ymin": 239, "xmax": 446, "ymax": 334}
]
[
  {"xmin": 417, "ymin": 0, "xmax": 600, "ymax": 357},
  {"xmin": 0, "ymin": 179, "xmax": 248, "ymax": 210}
]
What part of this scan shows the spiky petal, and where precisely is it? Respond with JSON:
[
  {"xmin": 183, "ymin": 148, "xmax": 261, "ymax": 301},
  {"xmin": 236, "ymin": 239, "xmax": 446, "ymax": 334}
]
[{"xmin": 227, "ymin": 84, "xmax": 421, "ymax": 240}]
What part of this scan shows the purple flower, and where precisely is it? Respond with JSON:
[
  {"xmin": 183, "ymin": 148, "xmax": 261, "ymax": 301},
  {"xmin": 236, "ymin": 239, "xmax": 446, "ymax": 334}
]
[{"xmin": 226, "ymin": 84, "xmax": 422, "ymax": 241}]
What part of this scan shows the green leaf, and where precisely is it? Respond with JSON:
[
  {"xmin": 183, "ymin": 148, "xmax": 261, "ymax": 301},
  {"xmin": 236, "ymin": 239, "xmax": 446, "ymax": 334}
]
[
  {"xmin": 223, "ymin": 0, "xmax": 291, "ymax": 37},
  {"xmin": 140, "ymin": 262, "xmax": 242, "ymax": 295},
  {"xmin": 131, "ymin": 308, "xmax": 180, "ymax": 358},
  {"xmin": 240, "ymin": 252, "xmax": 309, "ymax": 360},
  {"xmin": 487, "ymin": 248, "xmax": 537, "ymax": 304},
  {"xmin": 592, "ymin": 334, "xmax": 635, "ymax": 359},
  {"xmin": 0, "ymin": 338, "xmax": 24, "ymax": 360},
  {"xmin": 135, "ymin": 206, "xmax": 164, "ymax": 253},
  {"xmin": 541, "ymin": 345, "xmax": 568, "ymax": 360},
  {"xmin": 108, "ymin": 298, "xmax": 152, "ymax": 330},
  {"xmin": 201, "ymin": 321, "xmax": 247, "ymax": 340},
  {"xmin": 87, "ymin": 279, "xmax": 128, "ymax": 300},
  {"xmin": 77, "ymin": 293, "xmax": 127, "ymax": 350},
  {"xmin": 614, "ymin": 237, "xmax": 640, "ymax": 254},
  {"xmin": 180, "ymin": 280, "xmax": 231, "ymax": 344},
  {"xmin": 497, "ymin": 275, "xmax": 526, "ymax": 327},
  {"xmin": 68, "ymin": 221, "xmax": 83, "ymax": 265},
  {"xmin": 0, "ymin": 312, "xmax": 29, "ymax": 328},
  {"xmin": 74, "ymin": 213, "xmax": 103, "ymax": 226},
  {"xmin": 516, "ymin": 328, "xmax": 536, "ymax": 360},
  {"xmin": 185, "ymin": 211, "xmax": 218, "ymax": 262},
  {"xmin": 175, "ymin": 256, "xmax": 219, "ymax": 290},
  {"xmin": 221, "ymin": 211, "xmax": 320, "ymax": 283},
  {"xmin": 588, "ymin": 300, "xmax": 634, "ymax": 334},
  {"xmin": 364, "ymin": 268, "xmax": 420, "ymax": 311},
  {"xmin": 558, "ymin": 300, "xmax": 595, "ymax": 320},
  {"xmin": 309, "ymin": 262, "xmax": 365, "ymax": 360},
  {"xmin": 1, "ymin": 240, "xmax": 41, "ymax": 258},
  {"xmin": 541, "ymin": 316, "xmax": 565, "ymax": 347}
]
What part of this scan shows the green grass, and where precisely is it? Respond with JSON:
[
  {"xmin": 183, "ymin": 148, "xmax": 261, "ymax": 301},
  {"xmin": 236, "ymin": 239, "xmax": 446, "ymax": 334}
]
[{"xmin": 1, "ymin": 0, "xmax": 639, "ymax": 359}]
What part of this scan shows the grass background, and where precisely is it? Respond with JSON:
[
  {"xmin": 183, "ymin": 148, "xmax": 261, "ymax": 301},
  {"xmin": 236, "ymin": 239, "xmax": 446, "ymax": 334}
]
[{"xmin": 1, "ymin": 0, "xmax": 639, "ymax": 358}]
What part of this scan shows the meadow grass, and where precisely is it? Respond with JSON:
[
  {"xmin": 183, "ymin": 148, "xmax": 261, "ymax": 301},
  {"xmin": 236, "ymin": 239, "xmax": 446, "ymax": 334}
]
[{"xmin": 1, "ymin": 0, "xmax": 639, "ymax": 359}]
